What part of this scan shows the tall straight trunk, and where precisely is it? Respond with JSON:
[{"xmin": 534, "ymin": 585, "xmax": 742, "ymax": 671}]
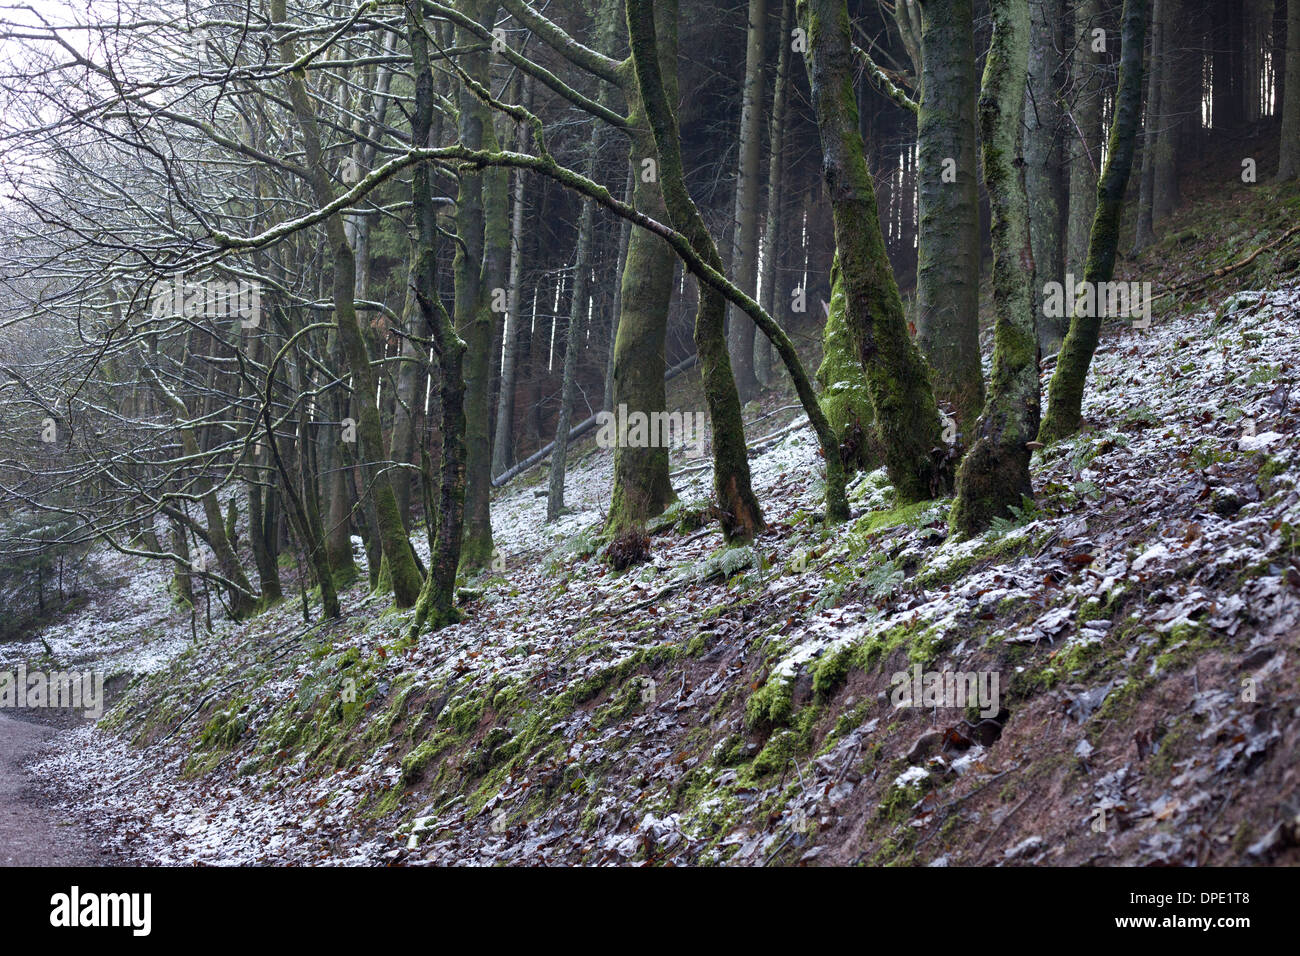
[
  {"xmin": 456, "ymin": 0, "xmax": 504, "ymax": 573},
  {"xmin": 915, "ymin": 0, "xmax": 984, "ymax": 438},
  {"xmin": 323, "ymin": 342, "xmax": 357, "ymax": 579},
  {"xmin": 605, "ymin": 29, "xmax": 681, "ymax": 535},
  {"xmin": 274, "ymin": 0, "xmax": 421, "ymax": 607},
  {"xmin": 756, "ymin": 0, "xmax": 793, "ymax": 388},
  {"xmin": 800, "ymin": 0, "xmax": 950, "ymax": 503},
  {"xmin": 1025, "ymin": 0, "xmax": 1068, "ymax": 351},
  {"xmin": 726, "ymin": 0, "xmax": 767, "ymax": 403},
  {"xmin": 1133, "ymin": 0, "xmax": 1163, "ymax": 252},
  {"xmin": 389, "ymin": 256, "xmax": 422, "ymax": 525},
  {"xmin": 408, "ymin": 0, "xmax": 468, "ymax": 634},
  {"xmin": 492, "ymin": 74, "xmax": 534, "ymax": 478},
  {"xmin": 1066, "ymin": 0, "xmax": 1104, "ymax": 278},
  {"xmin": 628, "ymin": 0, "xmax": 765, "ymax": 542},
  {"xmin": 547, "ymin": 191, "xmax": 595, "ymax": 521},
  {"xmin": 1040, "ymin": 0, "xmax": 1148, "ymax": 444},
  {"xmin": 1152, "ymin": 0, "xmax": 1181, "ymax": 219},
  {"xmin": 951, "ymin": 0, "xmax": 1038, "ymax": 536},
  {"xmin": 1276, "ymin": 0, "xmax": 1289, "ymax": 133},
  {"xmin": 603, "ymin": 169, "xmax": 634, "ymax": 413},
  {"xmin": 1279, "ymin": 0, "xmax": 1300, "ymax": 180}
]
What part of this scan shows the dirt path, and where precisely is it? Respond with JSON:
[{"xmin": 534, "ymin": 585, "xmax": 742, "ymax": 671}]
[{"xmin": 0, "ymin": 714, "xmax": 114, "ymax": 865}]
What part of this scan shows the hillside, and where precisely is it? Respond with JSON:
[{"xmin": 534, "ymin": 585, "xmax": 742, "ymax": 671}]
[{"xmin": 8, "ymin": 177, "xmax": 1299, "ymax": 867}]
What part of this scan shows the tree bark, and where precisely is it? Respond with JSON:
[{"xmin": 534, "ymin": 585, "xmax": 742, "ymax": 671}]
[
  {"xmin": 605, "ymin": 17, "xmax": 681, "ymax": 536},
  {"xmin": 455, "ymin": 0, "xmax": 504, "ymax": 574}
]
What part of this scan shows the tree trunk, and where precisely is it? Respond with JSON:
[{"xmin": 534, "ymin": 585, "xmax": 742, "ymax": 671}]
[
  {"xmin": 1025, "ymin": 0, "xmax": 1068, "ymax": 351},
  {"xmin": 492, "ymin": 73, "xmax": 534, "ymax": 478},
  {"xmin": 1133, "ymin": 0, "xmax": 1163, "ymax": 252},
  {"xmin": 455, "ymin": 0, "xmax": 504, "ymax": 574},
  {"xmin": 603, "ymin": 169, "xmax": 634, "ymax": 413},
  {"xmin": 1279, "ymin": 0, "xmax": 1300, "ymax": 180},
  {"xmin": 951, "ymin": 0, "xmax": 1038, "ymax": 536},
  {"xmin": 547, "ymin": 190, "xmax": 595, "ymax": 521},
  {"xmin": 1039, "ymin": 0, "xmax": 1148, "ymax": 444},
  {"xmin": 628, "ymin": 0, "xmax": 766, "ymax": 542},
  {"xmin": 800, "ymin": 0, "xmax": 950, "ymax": 503},
  {"xmin": 605, "ymin": 29, "xmax": 681, "ymax": 536},
  {"xmin": 915, "ymin": 0, "xmax": 984, "ymax": 438},
  {"xmin": 1066, "ymin": 0, "xmax": 1104, "ymax": 279},
  {"xmin": 1153, "ymin": 0, "xmax": 1181, "ymax": 220},
  {"xmin": 756, "ymin": 0, "xmax": 793, "ymax": 389},
  {"xmin": 407, "ymin": 0, "xmax": 468, "ymax": 634},
  {"xmin": 726, "ymin": 0, "xmax": 767, "ymax": 403}
]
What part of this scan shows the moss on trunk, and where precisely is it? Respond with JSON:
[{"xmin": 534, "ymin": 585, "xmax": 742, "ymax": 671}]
[
  {"xmin": 800, "ymin": 0, "xmax": 949, "ymax": 503},
  {"xmin": 1039, "ymin": 0, "xmax": 1147, "ymax": 445},
  {"xmin": 950, "ymin": 0, "xmax": 1038, "ymax": 537}
]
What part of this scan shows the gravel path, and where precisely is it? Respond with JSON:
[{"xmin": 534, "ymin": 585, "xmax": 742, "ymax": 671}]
[{"xmin": 0, "ymin": 714, "xmax": 113, "ymax": 866}]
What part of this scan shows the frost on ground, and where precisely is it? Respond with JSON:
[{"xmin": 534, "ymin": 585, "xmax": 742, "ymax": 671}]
[{"xmin": 24, "ymin": 281, "xmax": 1300, "ymax": 866}]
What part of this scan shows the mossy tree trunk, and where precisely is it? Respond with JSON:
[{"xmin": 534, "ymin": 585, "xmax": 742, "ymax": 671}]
[
  {"xmin": 950, "ymin": 0, "xmax": 1039, "ymax": 537},
  {"xmin": 627, "ymin": 0, "xmax": 765, "ymax": 542},
  {"xmin": 816, "ymin": 254, "xmax": 877, "ymax": 473},
  {"xmin": 914, "ymin": 0, "xmax": 984, "ymax": 440},
  {"xmin": 799, "ymin": 0, "xmax": 950, "ymax": 504},
  {"xmin": 1039, "ymin": 0, "xmax": 1147, "ymax": 444},
  {"xmin": 408, "ymin": 0, "xmax": 468, "ymax": 635},
  {"xmin": 605, "ymin": 56, "xmax": 680, "ymax": 537}
]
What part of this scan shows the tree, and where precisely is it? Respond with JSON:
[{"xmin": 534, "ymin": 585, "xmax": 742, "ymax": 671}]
[
  {"xmin": 950, "ymin": 0, "xmax": 1039, "ymax": 535},
  {"xmin": 914, "ymin": 0, "xmax": 984, "ymax": 438},
  {"xmin": 1066, "ymin": 0, "xmax": 1105, "ymax": 279},
  {"xmin": 799, "ymin": 0, "xmax": 950, "ymax": 503},
  {"xmin": 1025, "ymin": 0, "xmax": 1068, "ymax": 351},
  {"xmin": 1279, "ymin": 0, "xmax": 1300, "ymax": 180},
  {"xmin": 726, "ymin": 0, "xmax": 768, "ymax": 403},
  {"xmin": 1039, "ymin": 0, "xmax": 1148, "ymax": 444},
  {"xmin": 627, "ymin": 0, "xmax": 765, "ymax": 541}
]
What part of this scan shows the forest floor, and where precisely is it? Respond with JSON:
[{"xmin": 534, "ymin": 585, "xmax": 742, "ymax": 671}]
[{"xmin": 4, "ymin": 174, "xmax": 1300, "ymax": 866}]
